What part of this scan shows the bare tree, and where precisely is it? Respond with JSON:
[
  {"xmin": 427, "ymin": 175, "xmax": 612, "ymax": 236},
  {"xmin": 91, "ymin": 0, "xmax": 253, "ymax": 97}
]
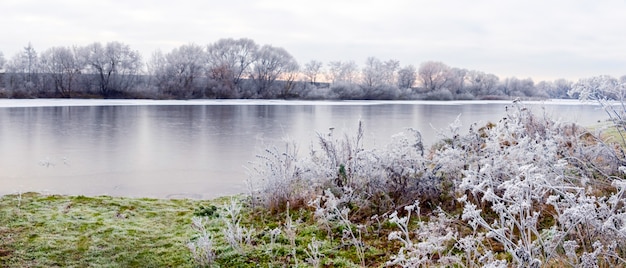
[
  {"xmin": 397, "ymin": 65, "xmax": 416, "ymax": 89},
  {"xmin": 146, "ymin": 50, "xmax": 166, "ymax": 92},
  {"xmin": 418, "ymin": 61, "xmax": 451, "ymax": 91},
  {"xmin": 23, "ymin": 42, "xmax": 38, "ymax": 84},
  {"xmin": 251, "ymin": 45, "xmax": 298, "ymax": 97},
  {"xmin": 40, "ymin": 46, "xmax": 82, "ymax": 97},
  {"xmin": 446, "ymin": 67, "xmax": 467, "ymax": 94},
  {"xmin": 4, "ymin": 43, "xmax": 42, "ymax": 94},
  {"xmin": 464, "ymin": 70, "xmax": 499, "ymax": 96},
  {"xmin": 361, "ymin": 57, "xmax": 385, "ymax": 89},
  {"xmin": 551, "ymin": 79, "xmax": 573, "ymax": 99},
  {"xmin": 327, "ymin": 60, "xmax": 358, "ymax": 84},
  {"xmin": 0, "ymin": 51, "xmax": 5, "ymax": 72},
  {"xmin": 206, "ymin": 38, "xmax": 258, "ymax": 95},
  {"xmin": 156, "ymin": 43, "xmax": 206, "ymax": 98},
  {"xmin": 0, "ymin": 51, "xmax": 5, "ymax": 88},
  {"xmin": 280, "ymin": 63, "xmax": 301, "ymax": 98},
  {"xmin": 303, "ymin": 60, "xmax": 323, "ymax": 84},
  {"xmin": 361, "ymin": 57, "xmax": 399, "ymax": 98},
  {"xmin": 79, "ymin": 41, "xmax": 142, "ymax": 96},
  {"xmin": 502, "ymin": 77, "xmax": 535, "ymax": 97}
]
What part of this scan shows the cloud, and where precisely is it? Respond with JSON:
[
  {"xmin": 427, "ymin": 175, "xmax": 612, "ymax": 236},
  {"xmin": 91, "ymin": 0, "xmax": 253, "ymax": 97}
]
[{"xmin": 1, "ymin": 0, "xmax": 625, "ymax": 80}]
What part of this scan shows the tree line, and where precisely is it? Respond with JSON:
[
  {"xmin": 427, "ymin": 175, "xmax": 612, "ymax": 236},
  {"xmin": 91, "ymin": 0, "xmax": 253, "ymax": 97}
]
[{"xmin": 0, "ymin": 38, "xmax": 623, "ymax": 100}]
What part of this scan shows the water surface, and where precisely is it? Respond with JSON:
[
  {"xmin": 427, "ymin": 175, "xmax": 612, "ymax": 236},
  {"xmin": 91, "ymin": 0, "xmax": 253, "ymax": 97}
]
[{"xmin": 0, "ymin": 99, "xmax": 606, "ymax": 198}]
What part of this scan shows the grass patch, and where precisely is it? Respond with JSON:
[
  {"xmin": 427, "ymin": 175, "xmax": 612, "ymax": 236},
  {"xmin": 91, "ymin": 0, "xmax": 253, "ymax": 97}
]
[
  {"xmin": 588, "ymin": 121, "xmax": 626, "ymax": 147},
  {"xmin": 0, "ymin": 192, "xmax": 204, "ymax": 267},
  {"xmin": 0, "ymin": 193, "xmax": 395, "ymax": 267}
]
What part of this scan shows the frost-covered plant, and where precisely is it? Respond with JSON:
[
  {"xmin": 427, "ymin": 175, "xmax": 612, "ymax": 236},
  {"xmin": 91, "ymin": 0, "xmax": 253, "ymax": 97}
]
[
  {"xmin": 315, "ymin": 121, "xmax": 365, "ymax": 189},
  {"xmin": 305, "ymin": 237, "xmax": 324, "ymax": 268},
  {"xmin": 545, "ymin": 177, "xmax": 626, "ymax": 267},
  {"xmin": 458, "ymin": 165, "xmax": 549, "ymax": 267},
  {"xmin": 317, "ymin": 124, "xmax": 434, "ymax": 214},
  {"xmin": 249, "ymin": 120, "xmax": 443, "ymax": 216},
  {"xmin": 570, "ymin": 75, "xmax": 626, "ymax": 161},
  {"xmin": 222, "ymin": 198, "xmax": 255, "ymax": 253},
  {"xmin": 188, "ymin": 216, "xmax": 216, "ymax": 267},
  {"xmin": 247, "ymin": 141, "xmax": 314, "ymax": 212},
  {"xmin": 386, "ymin": 201, "xmax": 459, "ymax": 267},
  {"xmin": 453, "ymin": 105, "xmax": 574, "ymax": 265},
  {"xmin": 310, "ymin": 188, "xmax": 365, "ymax": 266},
  {"xmin": 454, "ymin": 101, "xmax": 626, "ymax": 266},
  {"xmin": 374, "ymin": 128, "xmax": 432, "ymax": 207},
  {"xmin": 268, "ymin": 227, "xmax": 281, "ymax": 257},
  {"xmin": 284, "ymin": 202, "xmax": 299, "ymax": 266},
  {"xmin": 453, "ymin": 232, "xmax": 509, "ymax": 268},
  {"xmin": 246, "ymin": 99, "xmax": 626, "ymax": 266}
]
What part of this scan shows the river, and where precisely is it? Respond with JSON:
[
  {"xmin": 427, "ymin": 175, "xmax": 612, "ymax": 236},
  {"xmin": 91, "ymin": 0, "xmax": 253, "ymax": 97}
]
[{"xmin": 0, "ymin": 99, "xmax": 607, "ymax": 198}]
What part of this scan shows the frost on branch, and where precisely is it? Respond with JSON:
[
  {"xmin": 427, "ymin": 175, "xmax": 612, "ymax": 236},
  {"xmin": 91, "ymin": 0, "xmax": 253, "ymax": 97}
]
[
  {"xmin": 570, "ymin": 75, "xmax": 626, "ymax": 157},
  {"xmin": 387, "ymin": 204, "xmax": 459, "ymax": 267},
  {"xmin": 454, "ymin": 101, "xmax": 626, "ymax": 266}
]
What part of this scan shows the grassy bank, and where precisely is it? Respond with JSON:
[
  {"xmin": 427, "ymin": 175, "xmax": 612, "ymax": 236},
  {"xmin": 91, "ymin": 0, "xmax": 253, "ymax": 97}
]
[
  {"xmin": 0, "ymin": 193, "xmax": 213, "ymax": 267},
  {"xmin": 0, "ymin": 193, "xmax": 393, "ymax": 267}
]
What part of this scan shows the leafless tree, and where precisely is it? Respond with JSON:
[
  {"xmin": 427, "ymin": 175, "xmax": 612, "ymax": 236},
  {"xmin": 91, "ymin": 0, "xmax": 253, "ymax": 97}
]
[
  {"xmin": 23, "ymin": 42, "xmax": 38, "ymax": 84},
  {"xmin": 155, "ymin": 43, "xmax": 206, "ymax": 98},
  {"xmin": 360, "ymin": 57, "xmax": 400, "ymax": 98},
  {"xmin": 79, "ymin": 41, "xmax": 142, "ymax": 96},
  {"xmin": 206, "ymin": 38, "xmax": 258, "ymax": 94},
  {"xmin": 327, "ymin": 60, "xmax": 358, "ymax": 84},
  {"xmin": 0, "ymin": 51, "xmax": 5, "ymax": 72},
  {"xmin": 397, "ymin": 65, "xmax": 416, "ymax": 89},
  {"xmin": 280, "ymin": 64, "xmax": 301, "ymax": 98},
  {"xmin": 251, "ymin": 45, "xmax": 298, "ymax": 97},
  {"xmin": 4, "ymin": 43, "xmax": 42, "ymax": 94},
  {"xmin": 303, "ymin": 60, "xmax": 323, "ymax": 84},
  {"xmin": 502, "ymin": 77, "xmax": 535, "ymax": 97},
  {"xmin": 146, "ymin": 50, "xmax": 167, "ymax": 91},
  {"xmin": 464, "ymin": 70, "xmax": 499, "ymax": 96},
  {"xmin": 0, "ymin": 51, "xmax": 5, "ymax": 89},
  {"xmin": 446, "ymin": 67, "xmax": 467, "ymax": 94},
  {"xmin": 40, "ymin": 46, "xmax": 82, "ymax": 97},
  {"xmin": 418, "ymin": 61, "xmax": 451, "ymax": 91},
  {"xmin": 362, "ymin": 57, "xmax": 399, "ymax": 87}
]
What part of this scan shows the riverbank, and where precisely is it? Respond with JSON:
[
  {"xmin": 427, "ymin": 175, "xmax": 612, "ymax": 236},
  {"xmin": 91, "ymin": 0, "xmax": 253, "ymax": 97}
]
[
  {"xmin": 0, "ymin": 192, "xmax": 390, "ymax": 267},
  {"xmin": 3, "ymin": 102, "xmax": 625, "ymax": 267},
  {"xmin": 0, "ymin": 193, "xmax": 212, "ymax": 267}
]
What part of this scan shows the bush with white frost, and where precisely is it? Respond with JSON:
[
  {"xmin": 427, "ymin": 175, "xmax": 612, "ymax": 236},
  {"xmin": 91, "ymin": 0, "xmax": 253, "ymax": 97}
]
[
  {"xmin": 235, "ymin": 98, "xmax": 626, "ymax": 266},
  {"xmin": 187, "ymin": 216, "xmax": 216, "ymax": 267}
]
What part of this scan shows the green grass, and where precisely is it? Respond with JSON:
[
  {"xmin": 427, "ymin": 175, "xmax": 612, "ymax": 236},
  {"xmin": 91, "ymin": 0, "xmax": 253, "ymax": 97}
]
[
  {"xmin": 0, "ymin": 192, "xmax": 207, "ymax": 267},
  {"xmin": 0, "ymin": 193, "xmax": 392, "ymax": 267},
  {"xmin": 589, "ymin": 121, "xmax": 626, "ymax": 147}
]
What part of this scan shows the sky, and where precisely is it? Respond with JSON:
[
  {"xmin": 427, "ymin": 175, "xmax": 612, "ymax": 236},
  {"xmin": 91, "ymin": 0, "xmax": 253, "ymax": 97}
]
[{"xmin": 1, "ymin": 0, "xmax": 625, "ymax": 81}]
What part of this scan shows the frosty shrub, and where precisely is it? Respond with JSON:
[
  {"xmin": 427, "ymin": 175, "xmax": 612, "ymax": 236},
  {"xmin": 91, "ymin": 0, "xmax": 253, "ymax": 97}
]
[
  {"xmin": 386, "ymin": 201, "xmax": 460, "ymax": 267},
  {"xmin": 245, "ymin": 99, "xmax": 626, "ymax": 266},
  {"xmin": 570, "ymin": 75, "xmax": 626, "ymax": 163},
  {"xmin": 331, "ymin": 82, "xmax": 364, "ymax": 99},
  {"xmin": 247, "ymin": 142, "xmax": 315, "ymax": 212},
  {"xmin": 222, "ymin": 198, "xmax": 255, "ymax": 253},
  {"xmin": 187, "ymin": 216, "xmax": 216, "ymax": 267},
  {"xmin": 453, "ymin": 101, "xmax": 626, "ymax": 266},
  {"xmin": 309, "ymin": 188, "xmax": 366, "ymax": 266},
  {"xmin": 305, "ymin": 237, "xmax": 324, "ymax": 267},
  {"xmin": 249, "ymin": 120, "xmax": 446, "ymax": 216}
]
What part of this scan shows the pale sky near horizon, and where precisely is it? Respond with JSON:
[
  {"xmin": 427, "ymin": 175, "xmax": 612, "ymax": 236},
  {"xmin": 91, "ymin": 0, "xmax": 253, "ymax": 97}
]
[{"xmin": 1, "ymin": 0, "xmax": 625, "ymax": 81}]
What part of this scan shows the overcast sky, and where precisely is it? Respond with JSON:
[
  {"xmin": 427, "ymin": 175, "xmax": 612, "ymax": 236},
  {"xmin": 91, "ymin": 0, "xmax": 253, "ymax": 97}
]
[{"xmin": 1, "ymin": 0, "xmax": 625, "ymax": 81}]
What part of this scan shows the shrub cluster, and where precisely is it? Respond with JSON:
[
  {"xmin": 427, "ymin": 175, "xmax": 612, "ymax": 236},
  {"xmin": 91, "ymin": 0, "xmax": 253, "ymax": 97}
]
[{"xmin": 238, "ymin": 100, "xmax": 626, "ymax": 267}]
